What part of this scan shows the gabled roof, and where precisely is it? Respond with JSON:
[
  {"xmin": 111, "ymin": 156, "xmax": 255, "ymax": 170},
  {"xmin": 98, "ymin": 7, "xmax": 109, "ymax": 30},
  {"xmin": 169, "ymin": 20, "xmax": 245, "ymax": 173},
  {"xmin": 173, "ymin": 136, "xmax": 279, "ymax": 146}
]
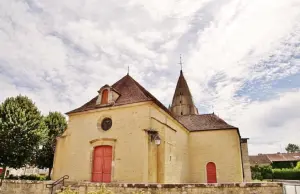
[
  {"xmin": 66, "ymin": 74, "xmax": 239, "ymax": 133},
  {"xmin": 177, "ymin": 114, "xmax": 237, "ymax": 131},
  {"xmin": 66, "ymin": 74, "xmax": 172, "ymax": 116},
  {"xmin": 249, "ymin": 155, "xmax": 271, "ymax": 165},
  {"xmin": 249, "ymin": 153, "xmax": 300, "ymax": 165},
  {"xmin": 266, "ymin": 153, "xmax": 300, "ymax": 162}
]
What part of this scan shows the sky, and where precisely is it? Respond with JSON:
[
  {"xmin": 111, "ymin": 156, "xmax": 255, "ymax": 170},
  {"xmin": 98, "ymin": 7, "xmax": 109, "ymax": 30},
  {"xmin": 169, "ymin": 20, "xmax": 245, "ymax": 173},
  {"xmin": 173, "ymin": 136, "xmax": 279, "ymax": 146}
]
[{"xmin": 0, "ymin": 0, "xmax": 300, "ymax": 155}]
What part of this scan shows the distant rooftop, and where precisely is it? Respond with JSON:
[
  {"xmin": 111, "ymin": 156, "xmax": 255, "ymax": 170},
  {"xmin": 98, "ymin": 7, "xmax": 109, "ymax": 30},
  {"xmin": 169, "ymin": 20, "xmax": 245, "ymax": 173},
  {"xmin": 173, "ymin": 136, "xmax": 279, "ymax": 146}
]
[{"xmin": 249, "ymin": 152, "xmax": 300, "ymax": 165}]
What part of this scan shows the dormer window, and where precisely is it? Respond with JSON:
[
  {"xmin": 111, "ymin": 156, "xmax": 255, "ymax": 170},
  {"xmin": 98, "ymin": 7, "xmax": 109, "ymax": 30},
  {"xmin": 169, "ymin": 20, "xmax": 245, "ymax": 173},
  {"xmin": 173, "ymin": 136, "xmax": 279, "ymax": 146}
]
[
  {"xmin": 96, "ymin": 85, "xmax": 120, "ymax": 105},
  {"xmin": 101, "ymin": 89, "xmax": 109, "ymax": 104}
]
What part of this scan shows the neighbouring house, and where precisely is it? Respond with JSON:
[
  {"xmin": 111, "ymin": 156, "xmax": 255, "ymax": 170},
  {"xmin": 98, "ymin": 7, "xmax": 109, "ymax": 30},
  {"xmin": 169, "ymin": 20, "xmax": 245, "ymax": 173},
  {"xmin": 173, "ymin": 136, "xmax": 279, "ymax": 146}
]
[
  {"xmin": 1, "ymin": 166, "xmax": 49, "ymax": 177},
  {"xmin": 250, "ymin": 153, "xmax": 300, "ymax": 168},
  {"xmin": 52, "ymin": 70, "xmax": 251, "ymax": 183},
  {"xmin": 7, "ymin": 167, "xmax": 49, "ymax": 176}
]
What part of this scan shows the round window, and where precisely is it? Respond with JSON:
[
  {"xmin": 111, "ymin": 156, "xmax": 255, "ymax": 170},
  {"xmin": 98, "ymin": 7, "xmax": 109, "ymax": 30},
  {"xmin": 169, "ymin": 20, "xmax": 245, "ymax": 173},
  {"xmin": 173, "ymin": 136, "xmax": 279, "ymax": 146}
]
[{"xmin": 101, "ymin": 118, "xmax": 112, "ymax": 131}]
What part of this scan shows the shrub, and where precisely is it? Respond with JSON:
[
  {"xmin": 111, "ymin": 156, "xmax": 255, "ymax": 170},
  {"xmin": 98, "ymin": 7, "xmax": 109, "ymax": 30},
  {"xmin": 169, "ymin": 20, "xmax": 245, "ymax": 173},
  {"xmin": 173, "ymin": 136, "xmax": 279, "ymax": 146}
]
[
  {"xmin": 58, "ymin": 187, "xmax": 78, "ymax": 194},
  {"xmin": 250, "ymin": 165, "xmax": 272, "ymax": 180},
  {"xmin": 260, "ymin": 165, "xmax": 273, "ymax": 179},
  {"xmin": 88, "ymin": 184, "xmax": 113, "ymax": 194},
  {"xmin": 7, "ymin": 174, "xmax": 18, "ymax": 180},
  {"xmin": 295, "ymin": 162, "xmax": 300, "ymax": 170},
  {"xmin": 272, "ymin": 168, "xmax": 300, "ymax": 180}
]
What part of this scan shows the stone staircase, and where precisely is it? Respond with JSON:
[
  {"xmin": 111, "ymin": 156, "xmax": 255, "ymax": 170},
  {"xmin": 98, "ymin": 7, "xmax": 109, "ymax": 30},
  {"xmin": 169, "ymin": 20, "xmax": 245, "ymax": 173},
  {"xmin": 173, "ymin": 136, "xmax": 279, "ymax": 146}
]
[
  {"xmin": 55, "ymin": 183, "xmax": 79, "ymax": 194},
  {"xmin": 46, "ymin": 175, "xmax": 70, "ymax": 194}
]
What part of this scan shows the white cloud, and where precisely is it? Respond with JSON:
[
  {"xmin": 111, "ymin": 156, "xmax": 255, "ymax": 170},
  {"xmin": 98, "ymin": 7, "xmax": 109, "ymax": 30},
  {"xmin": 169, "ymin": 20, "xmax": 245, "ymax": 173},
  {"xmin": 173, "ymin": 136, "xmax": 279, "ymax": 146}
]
[
  {"xmin": 0, "ymin": 0, "xmax": 300, "ymax": 154},
  {"xmin": 231, "ymin": 90, "xmax": 300, "ymax": 154}
]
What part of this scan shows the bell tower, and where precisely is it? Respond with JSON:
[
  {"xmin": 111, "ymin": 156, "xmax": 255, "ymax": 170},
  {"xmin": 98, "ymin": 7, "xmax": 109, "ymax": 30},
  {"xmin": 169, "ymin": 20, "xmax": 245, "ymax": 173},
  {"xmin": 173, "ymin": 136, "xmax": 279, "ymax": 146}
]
[{"xmin": 170, "ymin": 70, "xmax": 198, "ymax": 116}]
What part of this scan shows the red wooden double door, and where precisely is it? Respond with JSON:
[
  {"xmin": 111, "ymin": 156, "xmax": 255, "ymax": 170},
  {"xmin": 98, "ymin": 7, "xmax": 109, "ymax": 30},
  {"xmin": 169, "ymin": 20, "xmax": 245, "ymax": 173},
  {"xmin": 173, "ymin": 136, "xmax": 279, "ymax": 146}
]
[{"xmin": 92, "ymin": 146, "xmax": 112, "ymax": 183}]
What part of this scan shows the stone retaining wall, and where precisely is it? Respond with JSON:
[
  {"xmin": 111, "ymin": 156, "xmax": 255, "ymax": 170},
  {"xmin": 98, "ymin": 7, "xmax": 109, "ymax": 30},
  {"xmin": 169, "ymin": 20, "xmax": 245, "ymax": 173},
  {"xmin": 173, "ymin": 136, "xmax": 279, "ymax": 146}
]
[
  {"xmin": 0, "ymin": 180, "xmax": 284, "ymax": 194},
  {"xmin": 0, "ymin": 180, "xmax": 52, "ymax": 194}
]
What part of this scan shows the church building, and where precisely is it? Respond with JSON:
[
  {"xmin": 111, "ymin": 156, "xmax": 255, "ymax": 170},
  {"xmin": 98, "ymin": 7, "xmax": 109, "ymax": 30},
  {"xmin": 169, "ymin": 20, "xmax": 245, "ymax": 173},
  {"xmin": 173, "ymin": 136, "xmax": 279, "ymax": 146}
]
[{"xmin": 52, "ymin": 70, "xmax": 251, "ymax": 183}]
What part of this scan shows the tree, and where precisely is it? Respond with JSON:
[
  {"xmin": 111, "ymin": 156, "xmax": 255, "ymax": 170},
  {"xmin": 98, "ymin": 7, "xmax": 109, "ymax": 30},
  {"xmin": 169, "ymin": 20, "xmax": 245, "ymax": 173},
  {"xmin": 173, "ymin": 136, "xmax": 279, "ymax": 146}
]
[
  {"xmin": 0, "ymin": 95, "xmax": 44, "ymax": 186},
  {"xmin": 36, "ymin": 112, "xmax": 67, "ymax": 178},
  {"xmin": 285, "ymin": 143, "xmax": 300, "ymax": 153}
]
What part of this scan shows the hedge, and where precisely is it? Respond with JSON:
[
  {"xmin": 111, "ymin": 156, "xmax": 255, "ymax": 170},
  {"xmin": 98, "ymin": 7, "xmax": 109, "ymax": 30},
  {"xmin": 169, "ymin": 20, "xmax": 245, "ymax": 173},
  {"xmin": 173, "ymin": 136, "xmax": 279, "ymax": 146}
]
[
  {"xmin": 272, "ymin": 169, "xmax": 300, "ymax": 180},
  {"xmin": 272, "ymin": 161, "xmax": 298, "ymax": 169},
  {"xmin": 6, "ymin": 174, "xmax": 50, "ymax": 181},
  {"xmin": 296, "ymin": 162, "xmax": 300, "ymax": 170},
  {"xmin": 251, "ymin": 165, "xmax": 300, "ymax": 180}
]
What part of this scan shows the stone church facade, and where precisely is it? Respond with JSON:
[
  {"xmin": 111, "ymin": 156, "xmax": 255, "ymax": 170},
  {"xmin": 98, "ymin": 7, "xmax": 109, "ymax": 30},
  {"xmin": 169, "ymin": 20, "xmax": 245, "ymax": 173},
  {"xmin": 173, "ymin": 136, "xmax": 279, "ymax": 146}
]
[{"xmin": 52, "ymin": 70, "xmax": 251, "ymax": 183}]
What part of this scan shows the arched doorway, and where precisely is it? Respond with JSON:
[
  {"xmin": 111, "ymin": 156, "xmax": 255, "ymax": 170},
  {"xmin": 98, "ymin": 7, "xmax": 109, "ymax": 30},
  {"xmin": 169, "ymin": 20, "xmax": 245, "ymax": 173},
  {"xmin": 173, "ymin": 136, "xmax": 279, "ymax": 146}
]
[
  {"xmin": 92, "ymin": 146, "xmax": 112, "ymax": 183},
  {"xmin": 206, "ymin": 162, "xmax": 217, "ymax": 183}
]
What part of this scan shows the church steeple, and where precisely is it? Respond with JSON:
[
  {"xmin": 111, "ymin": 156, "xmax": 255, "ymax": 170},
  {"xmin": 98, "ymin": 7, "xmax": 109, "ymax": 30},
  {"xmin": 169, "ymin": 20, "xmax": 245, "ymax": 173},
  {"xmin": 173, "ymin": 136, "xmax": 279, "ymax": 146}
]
[{"xmin": 170, "ymin": 70, "xmax": 198, "ymax": 116}]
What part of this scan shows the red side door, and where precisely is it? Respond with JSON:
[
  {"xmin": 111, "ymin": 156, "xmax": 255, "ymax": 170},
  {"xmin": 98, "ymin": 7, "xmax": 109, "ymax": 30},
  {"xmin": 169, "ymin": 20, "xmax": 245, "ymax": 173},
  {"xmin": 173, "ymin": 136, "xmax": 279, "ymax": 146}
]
[
  {"xmin": 92, "ymin": 146, "xmax": 112, "ymax": 183},
  {"xmin": 0, "ymin": 168, "xmax": 3, "ymax": 176},
  {"xmin": 206, "ymin": 162, "xmax": 217, "ymax": 183}
]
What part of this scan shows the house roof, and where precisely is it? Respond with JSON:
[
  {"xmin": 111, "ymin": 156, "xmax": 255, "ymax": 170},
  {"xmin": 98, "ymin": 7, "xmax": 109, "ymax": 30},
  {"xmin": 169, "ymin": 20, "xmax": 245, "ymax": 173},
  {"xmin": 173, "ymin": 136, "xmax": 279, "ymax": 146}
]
[
  {"xmin": 66, "ymin": 74, "xmax": 172, "ymax": 117},
  {"xmin": 267, "ymin": 153, "xmax": 300, "ymax": 162},
  {"xmin": 177, "ymin": 114, "xmax": 238, "ymax": 132},
  {"xmin": 249, "ymin": 155, "xmax": 271, "ymax": 165},
  {"xmin": 250, "ymin": 153, "xmax": 300, "ymax": 165}
]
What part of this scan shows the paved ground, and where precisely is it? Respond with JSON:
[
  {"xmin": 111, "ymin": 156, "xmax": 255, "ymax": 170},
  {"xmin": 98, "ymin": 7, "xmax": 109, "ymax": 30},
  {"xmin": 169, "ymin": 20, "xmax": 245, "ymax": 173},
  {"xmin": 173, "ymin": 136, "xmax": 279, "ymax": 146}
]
[{"xmin": 283, "ymin": 184, "xmax": 300, "ymax": 194}]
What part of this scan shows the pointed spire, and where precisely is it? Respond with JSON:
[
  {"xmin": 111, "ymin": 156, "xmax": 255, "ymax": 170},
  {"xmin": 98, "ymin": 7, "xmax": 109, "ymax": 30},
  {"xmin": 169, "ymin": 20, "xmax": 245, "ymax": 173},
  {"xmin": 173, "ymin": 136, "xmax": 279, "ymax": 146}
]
[
  {"xmin": 170, "ymin": 70, "xmax": 198, "ymax": 116},
  {"xmin": 127, "ymin": 65, "xmax": 130, "ymax": 75}
]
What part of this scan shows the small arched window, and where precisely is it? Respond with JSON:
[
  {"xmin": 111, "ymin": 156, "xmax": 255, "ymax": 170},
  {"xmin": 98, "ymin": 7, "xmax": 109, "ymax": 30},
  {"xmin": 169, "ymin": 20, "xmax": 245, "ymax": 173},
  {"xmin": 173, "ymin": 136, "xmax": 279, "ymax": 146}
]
[{"xmin": 101, "ymin": 89, "xmax": 109, "ymax": 104}]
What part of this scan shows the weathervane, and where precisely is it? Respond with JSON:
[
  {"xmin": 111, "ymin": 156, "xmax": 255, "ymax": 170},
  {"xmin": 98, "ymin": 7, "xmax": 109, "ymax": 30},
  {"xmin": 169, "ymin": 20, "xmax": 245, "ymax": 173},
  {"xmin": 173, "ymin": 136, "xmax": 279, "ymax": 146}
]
[
  {"xmin": 127, "ymin": 65, "xmax": 130, "ymax": 75},
  {"xmin": 179, "ymin": 54, "xmax": 183, "ymax": 71}
]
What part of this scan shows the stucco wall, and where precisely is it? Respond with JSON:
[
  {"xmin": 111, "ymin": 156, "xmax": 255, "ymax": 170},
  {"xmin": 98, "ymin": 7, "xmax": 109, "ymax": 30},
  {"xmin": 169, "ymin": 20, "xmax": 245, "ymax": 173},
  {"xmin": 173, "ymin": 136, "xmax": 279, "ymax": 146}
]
[
  {"xmin": 0, "ymin": 181, "xmax": 284, "ymax": 194},
  {"xmin": 53, "ymin": 101, "xmax": 244, "ymax": 184},
  {"xmin": 53, "ymin": 102, "xmax": 151, "ymax": 183},
  {"xmin": 241, "ymin": 141, "xmax": 252, "ymax": 181},
  {"xmin": 189, "ymin": 129, "xmax": 243, "ymax": 183},
  {"xmin": 149, "ymin": 104, "xmax": 190, "ymax": 183}
]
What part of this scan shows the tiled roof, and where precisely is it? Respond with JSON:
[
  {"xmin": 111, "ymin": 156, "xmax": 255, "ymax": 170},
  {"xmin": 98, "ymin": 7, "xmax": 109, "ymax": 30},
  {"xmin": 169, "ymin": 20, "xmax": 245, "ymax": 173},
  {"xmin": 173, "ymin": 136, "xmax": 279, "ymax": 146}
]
[
  {"xmin": 66, "ymin": 75, "xmax": 239, "ymax": 133},
  {"xmin": 66, "ymin": 74, "xmax": 171, "ymax": 115},
  {"xmin": 249, "ymin": 155, "xmax": 271, "ymax": 165},
  {"xmin": 266, "ymin": 153, "xmax": 300, "ymax": 162},
  {"xmin": 249, "ymin": 153, "xmax": 300, "ymax": 165},
  {"xmin": 177, "ymin": 114, "xmax": 237, "ymax": 131}
]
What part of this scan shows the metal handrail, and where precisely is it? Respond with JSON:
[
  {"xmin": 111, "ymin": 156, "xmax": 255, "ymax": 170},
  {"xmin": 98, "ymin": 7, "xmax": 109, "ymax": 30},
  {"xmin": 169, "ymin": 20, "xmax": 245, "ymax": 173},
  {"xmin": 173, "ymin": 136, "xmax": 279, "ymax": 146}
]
[{"xmin": 46, "ymin": 175, "xmax": 69, "ymax": 194}]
